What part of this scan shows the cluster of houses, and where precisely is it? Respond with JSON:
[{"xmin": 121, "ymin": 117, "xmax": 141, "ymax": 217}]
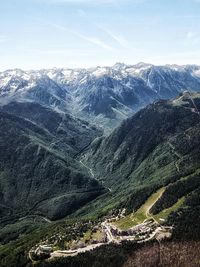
[
  {"xmin": 29, "ymin": 244, "xmax": 53, "ymax": 261},
  {"xmin": 28, "ymin": 210, "xmax": 174, "ymax": 262},
  {"xmin": 70, "ymin": 230, "xmax": 107, "ymax": 250},
  {"xmin": 29, "ymin": 223, "xmax": 108, "ymax": 261},
  {"xmin": 108, "ymin": 219, "xmax": 157, "ymax": 238}
]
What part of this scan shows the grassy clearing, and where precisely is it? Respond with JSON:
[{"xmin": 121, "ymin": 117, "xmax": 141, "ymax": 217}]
[
  {"xmin": 81, "ymin": 230, "xmax": 92, "ymax": 243},
  {"xmin": 115, "ymin": 187, "xmax": 165, "ymax": 230},
  {"xmin": 154, "ymin": 196, "xmax": 185, "ymax": 222},
  {"xmin": 138, "ymin": 187, "xmax": 166, "ymax": 218},
  {"xmin": 114, "ymin": 214, "xmax": 138, "ymax": 230},
  {"xmin": 92, "ymin": 230, "xmax": 104, "ymax": 241},
  {"xmin": 80, "ymin": 228, "xmax": 104, "ymax": 244}
]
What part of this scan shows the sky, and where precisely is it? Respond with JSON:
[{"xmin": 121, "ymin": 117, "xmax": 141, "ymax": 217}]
[{"xmin": 0, "ymin": 0, "xmax": 200, "ymax": 70}]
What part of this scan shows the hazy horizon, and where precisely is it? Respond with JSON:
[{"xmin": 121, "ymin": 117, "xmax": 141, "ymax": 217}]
[{"xmin": 1, "ymin": 61, "xmax": 200, "ymax": 72}]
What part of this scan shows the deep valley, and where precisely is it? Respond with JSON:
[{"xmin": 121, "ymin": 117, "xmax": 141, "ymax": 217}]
[{"xmin": 0, "ymin": 64, "xmax": 200, "ymax": 267}]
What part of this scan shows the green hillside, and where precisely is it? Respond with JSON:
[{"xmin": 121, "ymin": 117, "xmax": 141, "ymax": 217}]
[
  {"xmin": 0, "ymin": 103, "xmax": 105, "ymax": 224},
  {"xmin": 73, "ymin": 93, "xmax": 200, "ymax": 224},
  {"xmin": 1, "ymin": 93, "xmax": 200, "ymax": 267}
]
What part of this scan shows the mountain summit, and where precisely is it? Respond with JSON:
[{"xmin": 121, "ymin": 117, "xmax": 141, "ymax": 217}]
[{"xmin": 1, "ymin": 63, "xmax": 200, "ymax": 132}]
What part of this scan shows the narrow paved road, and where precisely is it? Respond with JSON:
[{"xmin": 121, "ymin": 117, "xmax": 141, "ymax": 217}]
[
  {"xmin": 138, "ymin": 227, "xmax": 162, "ymax": 243},
  {"xmin": 19, "ymin": 215, "xmax": 52, "ymax": 223},
  {"xmin": 101, "ymin": 221, "xmax": 115, "ymax": 243},
  {"xmin": 79, "ymin": 160, "xmax": 112, "ymax": 192},
  {"xmin": 80, "ymin": 160, "xmax": 95, "ymax": 178},
  {"xmin": 168, "ymin": 142, "xmax": 182, "ymax": 159},
  {"xmin": 50, "ymin": 243, "xmax": 106, "ymax": 259},
  {"xmin": 188, "ymin": 92, "xmax": 200, "ymax": 116}
]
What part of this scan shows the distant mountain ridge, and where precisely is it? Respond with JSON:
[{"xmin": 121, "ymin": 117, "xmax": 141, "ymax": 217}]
[{"xmin": 1, "ymin": 63, "xmax": 200, "ymax": 131}]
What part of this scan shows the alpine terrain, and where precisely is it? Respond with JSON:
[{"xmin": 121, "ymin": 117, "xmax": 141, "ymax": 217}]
[
  {"xmin": 0, "ymin": 64, "xmax": 200, "ymax": 267},
  {"xmin": 1, "ymin": 63, "xmax": 200, "ymax": 131}
]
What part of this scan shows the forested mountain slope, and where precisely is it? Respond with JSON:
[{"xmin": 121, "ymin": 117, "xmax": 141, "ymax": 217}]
[
  {"xmin": 78, "ymin": 92, "xmax": 200, "ymax": 219},
  {"xmin": 0, "ymin": 102, "xmax": 105, "ymax": 223}
]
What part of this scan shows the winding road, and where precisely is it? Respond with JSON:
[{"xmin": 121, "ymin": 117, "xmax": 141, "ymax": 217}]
[
  {"xmin": 168, "ymin": 142, "xmax": 182, "ymax": 173},
  {"xmin": 79, "ymin": 160, "xmax": 95, "ymax": 178},
  {"xmin": 18, "ymin": 215, "xmax": 52, "ymax": 223},
  {"xmin": 79, "ymin": 159, "xmax": 112, "ymax": 192},
  {"xmin": 50, "ymin": 243, "xmax": 106, "ymax": 259}
]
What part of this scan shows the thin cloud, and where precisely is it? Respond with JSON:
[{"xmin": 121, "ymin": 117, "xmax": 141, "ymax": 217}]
[
  {"xmin": 99, "ymin": 26, "xmax": 130, "ymax": 48},
  {"xmin": 48, "ymin": 22, "xmax": 114, "ymax": 51},
  {"xmin": 78, "ymin": 34, "xmax": 114, "ymax": 50}
]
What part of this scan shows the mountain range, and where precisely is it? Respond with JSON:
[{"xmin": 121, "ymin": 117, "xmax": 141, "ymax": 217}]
[
  {"xmin": 0, "ymin": 63, "xmax": 200, "ymax": 267},
  {"xmin": 1, "ymin": 63, "xmax": 200, "ymax": 131}
]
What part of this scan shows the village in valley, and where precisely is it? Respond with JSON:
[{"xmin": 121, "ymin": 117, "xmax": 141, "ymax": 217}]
[{"xmin": 29, "ymin": 203, "xmax": 173, "ymax": 263}]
